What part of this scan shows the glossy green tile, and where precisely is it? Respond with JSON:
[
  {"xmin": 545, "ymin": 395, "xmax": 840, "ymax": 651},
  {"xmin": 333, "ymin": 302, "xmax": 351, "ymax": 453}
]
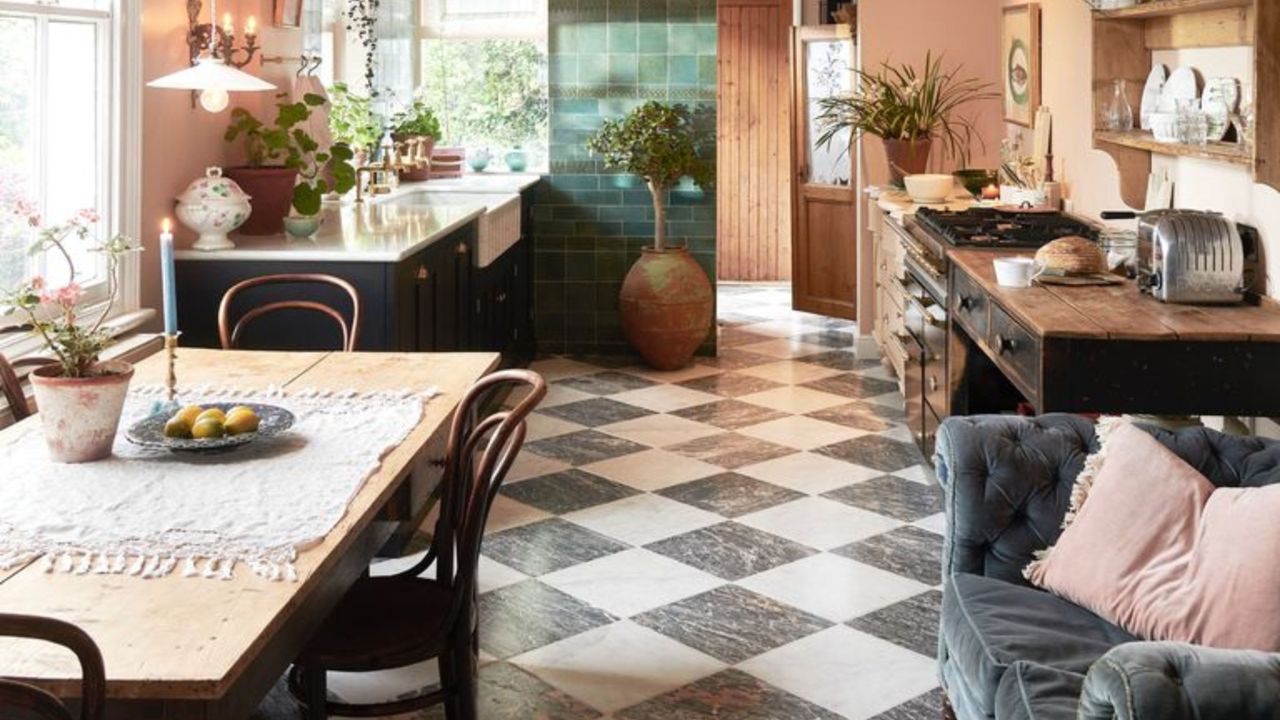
[
  {"xmin": 639, "ymin": 55, "xmax": 668, "ymax": 85},
  {"xmin": 577, "ymin": 24, "xmax": 608, "ymax": 53},
  {"xmin": 668, "ymin": 54, "xmax": 697, "ymax": 85},
  {"xmin": 608, "ymin": 22, "xmax": 637, "ymax": 52},
  {"xmin": 578, "ymin": 53, "xmax": 609, "ymax": 84},
  {"xmin": 668, "ymin": 24, "xmax": 698, "ymax": 54},
  {"xmin": 607, "ymin": 0, "xmax": 638, "ymax": 21},
  {"xmin": 608, "ymin": 53, "xmax": 639, "ymax": 84},
  {"xmin": 699, "ymin": 55, "xmax": 716, "ymax": 86},
  {"xmin": 637, "ymin": 23, "xmax": 668, "ymax": 52}
]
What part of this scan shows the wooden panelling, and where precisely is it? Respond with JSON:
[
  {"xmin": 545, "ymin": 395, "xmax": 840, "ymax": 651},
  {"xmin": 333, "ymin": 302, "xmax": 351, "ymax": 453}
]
[
  {"xmin": 1256, "ymin": 0, "xmax": 1280, "ymax": 189},
  {"xmin": 1144, "ymin": 7, "xmax": 1253, "ymax": 48},
  {"xmin": 717, "ymin": 0, "xmax": 792, "ymax": 281}
]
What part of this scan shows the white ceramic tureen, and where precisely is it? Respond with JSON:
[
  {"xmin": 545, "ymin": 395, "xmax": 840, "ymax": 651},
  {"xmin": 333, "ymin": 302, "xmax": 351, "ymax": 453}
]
[{"xmin": 175, "ymin": 166, "xmax": 252, "ymax": 251}]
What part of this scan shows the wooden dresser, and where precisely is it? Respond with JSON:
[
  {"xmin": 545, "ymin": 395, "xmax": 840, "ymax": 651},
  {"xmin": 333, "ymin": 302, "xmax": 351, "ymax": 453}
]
[{"xmin": 869, "ymin": 206, "xmax": 908, "ymax": 386}]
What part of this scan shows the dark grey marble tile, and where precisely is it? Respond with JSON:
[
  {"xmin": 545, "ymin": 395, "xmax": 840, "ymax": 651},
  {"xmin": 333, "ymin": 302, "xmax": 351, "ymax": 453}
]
[
  {"xmin": 802, "ymin": 372, "xmax": 900, "ymax": 400},
  {"xmin": 670, "ymin": 399, "xmax": 789, "ymax": 430},
  {"xmin": 807, "ymin": 400, "xmax": 902, "ymax": 431},
  {"xmin": 568, "ymin": 354, "xmax": 639, "ymax": 369},
  {"xmin": 794, "ymin": 330, "xmax": 856, "ymax": 349},
  {"xmin": 658, "ymin": 472, "xmax": 804, "ymax": 518},
  {"xmin": 483, "ymin": 518, "xmax": 629, "ymax": 576},
  {"xmin": 665, "ymin": 432, "xmax": 797, "ymax": 470},
  {"xmin": 848, "ymin": 590, "xmax": 942, "ymax": 658},
  {"xmin": 416, "ymin": 662, "xmax": 605, "ymax": 720},
  {"xmin": 677, "ymin": 372, "xmax": 783, "ymax": 398},
  {"xmin": 870, "ymin": 687, "xmax": 946, "ymax": 720},
  {"xmin": 695, "ymin": 348, "xmax": 778, "ymax": 371},
  {"xmin": 832, "ymin": 526, "xmax": 943, "ymax": 586},
  {"xmin": 557, "ymin": 371, "xmax": 656, "ymax": 396},
  {"xmin": 616, "ymin": 668, "xmax": 843, "ymax": 720},
  {"xmin": 795, "ymin": 350, "xmax": 879, "ymax": 372},
  {"xmin": 502, "ymin": 468, "xmax": 641, "ymax": 514},
  {"xmin": 644, "ymin": 522, "xmax": 816, "ymax": 580},
  {"xmin": 813, "ymin": 435, "xmax": 924, "ymax": 473},
  {"xmin": 479, "ymin": 579, "xmax": 619, "ymax": 658},
  {"xmin": 526, "ymin": 429, "xmax": 650, "ymax": 466},
  {"xmin": 540, "ymin": 398, "xmax": 655, "ymax": 428},
  {"xmin": 823, "ymin": 475, "xmax": 943, "ymax": 522},
  {"xmin": 632, "ymin": 585, "xmax": 831, "ymax": 664},
  {"xmin": 720, "ymin": 328, "xmax": 775, "ymax": 348}
]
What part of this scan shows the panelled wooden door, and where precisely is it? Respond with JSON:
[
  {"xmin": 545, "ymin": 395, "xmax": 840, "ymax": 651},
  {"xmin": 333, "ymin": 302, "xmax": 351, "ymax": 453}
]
[
  {"xmin": 716, "ymin": 0, "xmax": 792, "ymax": 282},
  {"xmin": 791, "ymin": 26, "xmax": 857, "ymax": 319}
]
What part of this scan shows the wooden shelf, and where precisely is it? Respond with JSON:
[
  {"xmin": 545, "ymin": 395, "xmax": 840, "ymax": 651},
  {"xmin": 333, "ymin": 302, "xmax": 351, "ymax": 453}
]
[
  {"xmin": 1095, "ymin": 131, "xmax": 1253, "ymax": 167},
  {"xmin": 1094, "ymin": 0, "xmax": 1251, "ymax": 20}
]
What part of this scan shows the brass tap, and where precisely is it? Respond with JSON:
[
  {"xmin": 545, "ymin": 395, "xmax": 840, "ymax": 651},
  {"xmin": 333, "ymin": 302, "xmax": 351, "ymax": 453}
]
[{"xmin": 353, "ymin": 137, "xmax": 433, "ymax": 203}]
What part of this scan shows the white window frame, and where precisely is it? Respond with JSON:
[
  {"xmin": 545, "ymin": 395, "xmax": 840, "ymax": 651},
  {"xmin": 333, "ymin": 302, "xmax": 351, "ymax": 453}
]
[{"xmin": 0, "ymin": 0, "xmax": 141, "ymax": 357}]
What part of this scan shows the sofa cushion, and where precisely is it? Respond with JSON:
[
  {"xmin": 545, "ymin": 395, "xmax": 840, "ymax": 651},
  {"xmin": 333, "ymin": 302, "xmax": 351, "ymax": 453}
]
[
  {"xmin": 995, "ymin": 662, "xmax": 1084, "ymax": 720},
  {"xmin": 941, "ymin": 572, "xmax": 1134, "ymax": 717}
]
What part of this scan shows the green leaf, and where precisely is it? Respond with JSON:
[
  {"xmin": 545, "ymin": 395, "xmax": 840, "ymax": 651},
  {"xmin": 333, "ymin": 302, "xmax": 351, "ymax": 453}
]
[
  {"xmin": 292, "ymin": 183, "xmax": 322, "ymax": 216},
  {"xmin": 303, "ymin": 93, "xmax": 327, "ymax": 107}
]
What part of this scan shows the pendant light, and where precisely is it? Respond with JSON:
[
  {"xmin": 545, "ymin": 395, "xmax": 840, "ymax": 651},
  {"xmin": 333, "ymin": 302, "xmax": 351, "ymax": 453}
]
[{"xmin": 146, "ymin": 0, "xmax": 275, "ymax": 111}]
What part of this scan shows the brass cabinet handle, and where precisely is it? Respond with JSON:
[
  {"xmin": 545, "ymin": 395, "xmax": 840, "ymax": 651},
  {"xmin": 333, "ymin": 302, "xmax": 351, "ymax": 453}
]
[
  {"xmin": 929, "ymin": 376, "xmax": 939, "ymax": 392},
  {"xmin": 456, "ymin": 243, "xmax": 468, "ymax": 255},
  {"xmin": 416, "ymin": 265, "xmax": 429, "ymax": 281}
]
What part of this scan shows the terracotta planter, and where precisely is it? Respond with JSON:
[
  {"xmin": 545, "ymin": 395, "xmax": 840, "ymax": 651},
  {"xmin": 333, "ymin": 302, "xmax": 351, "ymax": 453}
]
[
  {"xmin": 223, "ymin": 167, "xmax": 299, "ymax": 236},
  {"xmin": 882, "ymin": 137, "xmax": 933, "ymax": 186},
  {"xmin": 29, "ymin": 360, "xmax": 134, "ymax": 463},
  {"xmin": 619, "ymin": 247, "xmax": 713, "ymax": 370}
]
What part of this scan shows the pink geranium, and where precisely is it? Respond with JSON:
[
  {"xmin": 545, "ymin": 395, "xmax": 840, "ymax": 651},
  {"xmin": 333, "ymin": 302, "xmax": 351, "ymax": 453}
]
[
  {"xmin": 76, "ymin": 208, "xmax": 100, "ymax": 224},
  {"xmin": 29, "ymin": 276, "xmax": 45, "ymax": 291},
  {"xmin": 41, "ymin": 282, "xmax": 84, "ymax": 308}
]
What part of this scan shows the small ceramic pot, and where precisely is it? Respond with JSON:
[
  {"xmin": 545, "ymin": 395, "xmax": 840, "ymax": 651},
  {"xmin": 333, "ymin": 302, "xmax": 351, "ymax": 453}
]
[
  {"xmin": 504, "ymin": 147, "xmax": 528, "ymax": 172},
  {"xmin": 30, "ymin": 360, "xmax": 134, "ymax": 463},
  {"xmin": 468, "ymin": 149, "xmax": 491, "ymax": 172},
  {"xmin": 176, "ymin": 167, "xmax": 251, "ymax": 251},
  {"xmin": 283, "ymin": 215, "xmax": 323, "ymax": 239}
]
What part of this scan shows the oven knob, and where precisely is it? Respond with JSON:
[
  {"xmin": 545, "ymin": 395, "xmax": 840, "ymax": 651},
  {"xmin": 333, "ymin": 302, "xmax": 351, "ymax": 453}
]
[
  {"xmin": 958, "ymin": 296, "xmax": 974, "ymax": 311},
  {"xmin": 994, "ymin": 334, "xmax": 1014, "ymax": 354}
]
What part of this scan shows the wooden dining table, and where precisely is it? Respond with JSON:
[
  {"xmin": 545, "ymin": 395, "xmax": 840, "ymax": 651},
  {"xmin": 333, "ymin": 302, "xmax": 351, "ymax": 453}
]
[{"xmin": 0, "ymin": 348, "xmax": 499, "ymax": 719}]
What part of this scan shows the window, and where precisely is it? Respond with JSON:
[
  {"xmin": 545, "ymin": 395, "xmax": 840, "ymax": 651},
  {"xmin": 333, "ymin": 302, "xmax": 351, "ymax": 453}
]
[{"xmin": 0, "ymin": 0, "xmax": 135, "ymax": 327}]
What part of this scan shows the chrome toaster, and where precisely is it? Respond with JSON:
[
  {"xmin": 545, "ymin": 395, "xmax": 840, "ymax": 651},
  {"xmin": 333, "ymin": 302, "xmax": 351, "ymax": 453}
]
[{"xmin": 1135, "ymin": 210, "xmax": 1259, "ymax": 304}]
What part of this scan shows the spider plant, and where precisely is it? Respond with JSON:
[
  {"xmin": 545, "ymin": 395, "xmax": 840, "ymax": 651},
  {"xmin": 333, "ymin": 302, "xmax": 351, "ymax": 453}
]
[{"xmin": 815, "ymin": 52, "xmax": 997, "ymax": 167}]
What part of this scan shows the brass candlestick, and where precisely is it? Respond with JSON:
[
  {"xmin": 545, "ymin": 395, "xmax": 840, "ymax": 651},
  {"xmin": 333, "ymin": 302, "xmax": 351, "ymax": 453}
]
[{"xmin": 165, "ymin": 334, "xmax": 179, "ymax": 404}]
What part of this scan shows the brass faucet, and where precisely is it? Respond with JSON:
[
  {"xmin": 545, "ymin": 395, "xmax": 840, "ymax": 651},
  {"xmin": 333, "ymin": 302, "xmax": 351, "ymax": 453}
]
[{"xmin": 353, "ymin": 136, "xmax": 433, "ymax": 204}]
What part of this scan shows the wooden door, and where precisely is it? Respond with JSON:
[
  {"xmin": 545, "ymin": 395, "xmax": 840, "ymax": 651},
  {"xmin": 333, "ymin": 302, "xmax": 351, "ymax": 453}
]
[
  {"xmin": 716, "ymin": 0, "xmax": 792, "ymax": 282},
  {"xmin": 791, "ymin": 26, "xmax": 857, "ymax": 319}
]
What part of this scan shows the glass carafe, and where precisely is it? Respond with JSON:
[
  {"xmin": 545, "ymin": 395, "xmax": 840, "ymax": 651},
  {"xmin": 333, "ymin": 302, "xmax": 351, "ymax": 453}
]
[{"xmin": 1101, "ymin": 79, "xmax": 1135, "ymax": 132}]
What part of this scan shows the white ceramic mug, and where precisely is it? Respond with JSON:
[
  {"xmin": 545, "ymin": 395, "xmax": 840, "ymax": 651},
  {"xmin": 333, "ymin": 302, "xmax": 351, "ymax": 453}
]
[{"xmin": 993, "ymin": 257, "xmax": 1043, "ymax": 288}]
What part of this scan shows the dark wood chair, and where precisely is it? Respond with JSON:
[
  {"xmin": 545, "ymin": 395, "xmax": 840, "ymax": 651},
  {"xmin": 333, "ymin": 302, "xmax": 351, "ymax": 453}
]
[
  {"xmin": 287, "ymin": 369, "xmax": 547, "ymax": 720},
  {"xmin": 217, "ymin": 274, "xmax": 362, "ymax": 351},
  {"xmin": 0, "ymin": 614, "xmax": 105, "ymax": 720},
  {"xmin": 1, "ymin": 355, "xmax": 59, "ymax": 422}
]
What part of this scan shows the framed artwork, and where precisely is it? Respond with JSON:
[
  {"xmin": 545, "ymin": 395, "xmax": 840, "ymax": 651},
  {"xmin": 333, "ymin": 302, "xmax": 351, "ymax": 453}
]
[
  {"xmin": 1002, "ymin": 3, "xmax": 1041, "ymax": 127},
  {"xmin": 273, "ymin": 0, "xmax": 303, "ymax": 28}
]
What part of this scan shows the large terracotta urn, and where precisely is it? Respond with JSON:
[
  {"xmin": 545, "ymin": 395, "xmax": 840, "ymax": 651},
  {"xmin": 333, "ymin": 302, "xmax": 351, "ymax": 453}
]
[
  {"xmin": 619, "ymin": 247, "xmax": 713, "ymax": 370},
  {"xmin": 29, "ymin": 360, "xmax": 134, "ymax": 463},
  {"xmin": 882, "ymin": 137, "xmax": 933, "ymax": 185},
  {"xmin": 223, "ymin": 167, "xmax": 299, "ymax": 235}
]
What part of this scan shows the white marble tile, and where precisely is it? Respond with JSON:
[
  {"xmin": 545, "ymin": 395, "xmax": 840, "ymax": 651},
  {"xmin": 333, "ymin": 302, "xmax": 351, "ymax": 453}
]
[
  {"xmin": 477, "ymin": 555, "xmax": 532, "ymax": 594},
  {"xmin": 895, "ymin": 463, "xmax": 939, "ymax": 486},
  {"xmin": 536, "ymin": 384, "xmax": 599, "ymax": 408},
  {"xmin": 540, "ymin": 548, "xmax": 724, "ymax": 617},
  {"xmin": 735, "ymin": 360, "xmax": 842, "ymax": 385},
  {"xmin": 738, "ymin": 319, "xmax": 815, "ymax": 339},
  {"xmin": 512, "ymin": 620, "xmax": 726, "ymax": 713},
  {"xmin": 485, "ymin": 495, "xmax": 553, "ymax": 534},
  {"xmin": 865, "ymin": 391, "xmax": 907, "ymax": 410},
  {"xmin": 737, "ymin": 497, "xmax": 904, "ymax": 550},
  {"xmin": 736, "ymin": 415, "xmax": 867, "ymax": 450},
  {"xmin": 738, "ymin": 339, "xmax": 831, "ymax": 360},
  {"xmin": 620, "ymin": 363, "xmax": 723, "ymax": 384},
  {"xmin": 739, "ymin": 386, "xmax": 849, "ymax": 414},
  {"xmin": 563, "ymin": 494, "xmax": 722, "ymax": 547},
  {"xmin": 737, "ymin": 554, "xmax": 930, "ymax": 623},
  {"xmin": 507, "ymin": 451, "xmax": 573, "ymax": 482},
  {"xmin": 738, "ymin": 626, "xmax": 938, "ymax": 720},
  {"xmin": 530, "ymin": 357, "xmax": 607, "ymax": 381},
  {"xmin": 526, "ymin": 412, "xmax": 588, "ymax": 441},
  {"xmin": 598, "ymin": 414, "xmax": 723, "ymax": 448},
  {"xmin": 581, "ymin": 449, "xmax": 724, "ymax": 491},
  {"xmin": 610, "ymin": 384, "xmax": 723, "ymax": 413},
  {"xmin": 737, "ymin": 452, "xmax": 884, "ymax": 494},
  {"xmin": 913, "ymin": 512, "xmax": 947, "ymax": 536}
]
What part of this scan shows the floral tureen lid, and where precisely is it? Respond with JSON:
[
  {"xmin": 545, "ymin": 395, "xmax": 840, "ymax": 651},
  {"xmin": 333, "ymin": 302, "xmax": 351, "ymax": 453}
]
[{"xmin": 176, "ymin": 166, "xmax": 251, "ymax": 206}]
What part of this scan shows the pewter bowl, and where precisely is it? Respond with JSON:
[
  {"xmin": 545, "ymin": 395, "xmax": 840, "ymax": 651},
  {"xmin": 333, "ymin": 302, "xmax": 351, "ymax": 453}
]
[{"xmin": 126, "ymin": 402, "xmax": 295, "ymax": 452}]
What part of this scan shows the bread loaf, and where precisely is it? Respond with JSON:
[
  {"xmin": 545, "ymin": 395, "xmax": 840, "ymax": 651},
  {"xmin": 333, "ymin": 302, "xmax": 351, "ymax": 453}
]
[{"xmin": 1035, "ymin": 236, "xmax": 1106, "ymax": 276}]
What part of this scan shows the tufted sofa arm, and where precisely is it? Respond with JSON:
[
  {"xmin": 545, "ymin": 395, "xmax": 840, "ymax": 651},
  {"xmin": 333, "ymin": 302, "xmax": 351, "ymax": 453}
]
[
  {"xmin": 1079, "ymin": 642, "xmax": 1280, "ymax": 720},
  {"xmin": 934, "ymin": 414, "xmax": 1096, "ymax": 586}
]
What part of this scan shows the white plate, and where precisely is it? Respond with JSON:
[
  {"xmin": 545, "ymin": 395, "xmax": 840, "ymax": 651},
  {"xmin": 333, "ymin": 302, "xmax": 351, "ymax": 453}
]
[
  {"xmin": 1140, "ymin": 65, "xmax": 1167, "ymax": 130},
  {"xmin": 1157, "ymin": 67, "xmax": 1199, "ymax": 115}
]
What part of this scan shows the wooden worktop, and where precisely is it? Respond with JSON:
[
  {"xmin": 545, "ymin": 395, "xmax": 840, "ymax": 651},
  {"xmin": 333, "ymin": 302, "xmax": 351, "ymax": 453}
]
[{"xmin": 949, "ymin": 248, "xmax": 1280, "ymax": 342}]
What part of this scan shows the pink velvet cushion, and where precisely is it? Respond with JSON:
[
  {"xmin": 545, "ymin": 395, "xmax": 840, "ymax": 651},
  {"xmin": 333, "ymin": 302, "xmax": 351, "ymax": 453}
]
[{"xmin": 1025, "ymin": 421, "xmax": 1280, "ymax": 651}]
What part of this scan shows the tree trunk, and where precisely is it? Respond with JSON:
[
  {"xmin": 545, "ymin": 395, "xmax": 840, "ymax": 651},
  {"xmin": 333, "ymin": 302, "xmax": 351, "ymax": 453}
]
[{"xmin": 648, "ymin": 181, "xmax": 668, "ymax": 251}]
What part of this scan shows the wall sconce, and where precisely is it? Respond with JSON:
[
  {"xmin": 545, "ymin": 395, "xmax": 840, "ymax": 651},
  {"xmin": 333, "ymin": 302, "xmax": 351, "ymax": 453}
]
[{"xmin": 146, "ymin": 0, "xmax": 275, "ymax": 112}]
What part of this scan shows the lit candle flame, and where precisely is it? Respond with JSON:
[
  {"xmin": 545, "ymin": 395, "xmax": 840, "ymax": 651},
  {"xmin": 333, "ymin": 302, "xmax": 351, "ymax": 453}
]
[
  {"xmin": 162, "ymin": 218, "xmax": 172, "ymax": 233},
  {"xmin": 223, "ymin": 12, "xmax": 233, "ymax": 32},
  {"xmin": 246, "ymin": 16, "xmax": 256, "ymax": 34}
]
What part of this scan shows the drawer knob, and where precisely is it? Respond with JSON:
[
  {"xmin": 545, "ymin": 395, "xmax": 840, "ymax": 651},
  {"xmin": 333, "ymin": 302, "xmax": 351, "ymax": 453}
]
[
  {"xmin": 994, "ymin": 333, "xmax": 1015, "ymax": 354},
  {"xmin": 416, "ymin": 265, "xmax": 429, "ymax": 281},
  {"xmin": 928, "ymin": 376, "xmax": 939, "ymax": 392},
  {"xmin": 958, "ymin": 296, "xmax": 975, "ymax": 311}
]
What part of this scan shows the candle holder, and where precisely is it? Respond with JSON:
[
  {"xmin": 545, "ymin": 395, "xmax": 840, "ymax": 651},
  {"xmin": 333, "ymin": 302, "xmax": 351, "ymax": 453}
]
[{"xmin": 165, "ymin": 333, "xmax": 180, "ymax": 404}]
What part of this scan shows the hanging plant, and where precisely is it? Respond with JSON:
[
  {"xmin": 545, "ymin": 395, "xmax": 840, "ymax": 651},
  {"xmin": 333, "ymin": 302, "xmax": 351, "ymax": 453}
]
[{"xmin": 345, "ymin": 0, "xmax": 380, "ymax": 97}]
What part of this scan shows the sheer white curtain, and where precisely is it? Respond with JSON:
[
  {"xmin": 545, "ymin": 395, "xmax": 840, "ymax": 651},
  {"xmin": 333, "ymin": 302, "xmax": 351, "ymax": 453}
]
[{"xmin": 419, "ymin": 0, "xmax": 546, "ymax": 40}]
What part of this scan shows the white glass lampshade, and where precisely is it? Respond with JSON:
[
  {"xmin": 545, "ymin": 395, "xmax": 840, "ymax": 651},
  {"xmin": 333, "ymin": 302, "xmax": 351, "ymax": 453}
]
[{"xmin": 147, "ymin": 57, "xmax": 276, "ymax": 93}]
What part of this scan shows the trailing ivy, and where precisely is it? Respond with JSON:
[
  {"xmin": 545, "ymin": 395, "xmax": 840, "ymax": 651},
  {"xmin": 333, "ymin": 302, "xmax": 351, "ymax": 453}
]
[{"xmin": 345, "ymin": 0, "xmax": 380, "ymax": 97}]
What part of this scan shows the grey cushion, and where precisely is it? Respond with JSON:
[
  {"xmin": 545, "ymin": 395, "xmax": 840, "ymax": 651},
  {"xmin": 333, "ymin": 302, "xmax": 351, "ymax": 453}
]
[
  {"xmin": 995, "ymin": 662, "xmax": 1084, "ymax": 720},
  {"xmin": 941, "ymin": 572, "xmax": 1135, "ymax": 717}
]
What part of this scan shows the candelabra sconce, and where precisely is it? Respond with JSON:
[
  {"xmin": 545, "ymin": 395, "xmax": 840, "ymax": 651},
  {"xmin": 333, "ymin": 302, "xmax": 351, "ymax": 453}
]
[{"xmin": 184, "ymin": 0, "xmax": 259, "ymax": 70}]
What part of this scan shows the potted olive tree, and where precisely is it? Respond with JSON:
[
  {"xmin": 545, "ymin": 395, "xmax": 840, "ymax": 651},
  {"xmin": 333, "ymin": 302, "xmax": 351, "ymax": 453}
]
[
  {"xmin": 224, "ymin": 94, "xmax": 356, "ymax": 236},
  {"xmin": 1, "ymin": 204, "xmax": 139, "ymax": 462},
  {"xmin": 391, "ymin": 98, "xmax": 442, "ymax": 182},
  {"xmin": 587, "ymin": 101, "xmax": 715, "ymax": 370}
]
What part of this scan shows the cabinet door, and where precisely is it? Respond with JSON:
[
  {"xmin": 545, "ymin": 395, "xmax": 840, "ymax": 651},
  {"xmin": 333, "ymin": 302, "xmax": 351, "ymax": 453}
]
[{"xmin": 413, "ymin": 254, "xmax": 441, "ymax": 351}]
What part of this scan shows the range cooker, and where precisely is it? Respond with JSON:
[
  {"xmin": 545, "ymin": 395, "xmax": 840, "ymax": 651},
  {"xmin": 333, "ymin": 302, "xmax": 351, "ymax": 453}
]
[{"xmin": 885, "ymin": 207, "xmax": 1098, "ymax": 456}]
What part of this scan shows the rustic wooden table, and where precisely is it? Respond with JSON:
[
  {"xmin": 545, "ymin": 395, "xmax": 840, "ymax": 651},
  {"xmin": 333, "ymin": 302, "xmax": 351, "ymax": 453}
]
[{"xmin": 0, "ymin": 348, "xmax": 498, "ymax": 719}]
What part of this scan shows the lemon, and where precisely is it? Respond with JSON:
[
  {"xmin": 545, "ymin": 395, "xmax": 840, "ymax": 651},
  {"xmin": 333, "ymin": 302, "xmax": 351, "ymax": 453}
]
[
  {"xmin": 228, "ymin": 405, "xmax": 256, "ymax": 418},
  {"xmin": 174, "ymin": 405, "xmax": 203, "ymax": 427},
  {"xmin": 191, "ymin": 418, "xmax": 226, "ymax": 439},
  {"xmin": 163, "ymin": 417, "xmax": 192, "ymax": 439},
  {"xmin": 195, "ymin": 408, "xmax": 226, "ymax": 425},
  {"xmin": 224, "ymin": 411, "xmax": 260, "ymax": 435}
]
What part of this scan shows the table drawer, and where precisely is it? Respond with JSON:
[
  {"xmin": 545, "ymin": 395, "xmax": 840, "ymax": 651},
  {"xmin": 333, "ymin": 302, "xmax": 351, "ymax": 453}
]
[
  {"xmin": 952, "ymin": 270, "xmax": 989, "ymax": 338},
  {"xmin": 989, "ymin": 305, "xmax": 1040, "ymax": 397}
]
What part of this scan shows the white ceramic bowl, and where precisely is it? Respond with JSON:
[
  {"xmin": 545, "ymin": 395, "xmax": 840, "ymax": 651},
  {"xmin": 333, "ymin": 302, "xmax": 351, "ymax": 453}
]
[
  {"xmin": 1149, "ymin": 112, "xmax": 1179, "ymax": 143},
  {"xmin": 994, "ymin": 257, "xmax": 1039, "ymax": 288},
  {"xmin": 903, "ymin": 174, "xmax": 954, "ymax": 204}
]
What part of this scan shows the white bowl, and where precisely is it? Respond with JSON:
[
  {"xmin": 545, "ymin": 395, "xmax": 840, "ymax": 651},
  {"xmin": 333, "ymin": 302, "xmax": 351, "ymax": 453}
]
[
  {"xmin": 904, "ymin": 174, "xmax": 954, "ymax": 204},
  {"xmin": 1149, "ymin": 112, "xmax": 1179, "ymax": 143},
  {"xmin": 994, "ymin": 257, "xmax": 1040, "ymax": 288}
]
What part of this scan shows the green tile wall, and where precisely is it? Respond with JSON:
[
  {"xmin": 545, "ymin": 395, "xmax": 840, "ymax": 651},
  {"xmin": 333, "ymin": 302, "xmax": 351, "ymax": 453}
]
[{"xmin": 535, "ymin": 0, "xmax": 718, "ymax": 356}]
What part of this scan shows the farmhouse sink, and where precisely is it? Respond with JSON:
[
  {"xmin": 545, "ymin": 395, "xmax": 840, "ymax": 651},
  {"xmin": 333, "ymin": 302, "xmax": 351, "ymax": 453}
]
[{"xmin": 382, "ymin": 190, "xmax": 522, "ymax": 268}]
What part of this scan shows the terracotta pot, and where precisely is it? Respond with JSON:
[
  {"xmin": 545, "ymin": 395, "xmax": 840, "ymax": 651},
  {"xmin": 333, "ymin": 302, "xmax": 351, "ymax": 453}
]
[
  {"xmin": 223, "ymin": 166, "xmax": 299, "ymax": 236},
  {"xmin": 619, "ymin": 248, "xmax": 713, "ymax": 370},
  {"xmin": 882, "ymin": 137, "xmax": 933, "ymax": 186},
  {"xmin": 29, "ymin": 360, "xmax": 134, "ymax": 463}
]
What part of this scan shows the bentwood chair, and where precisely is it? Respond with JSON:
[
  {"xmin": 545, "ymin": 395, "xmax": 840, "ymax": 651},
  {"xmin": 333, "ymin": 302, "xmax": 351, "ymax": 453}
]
[
  {"xmin": 287, "ymin": 369, "xmax": 547, "ymax": 720},
  {"xmin": 0, "ymin": 355, "xmax": 58, "ymax": 422},
  {"xmin": 0, "ymin": 614, "xmax": 105, "ymax": 720},
  {"xmin": 217, "ymin": 274, "xmax": 362, "ymax": 351}
]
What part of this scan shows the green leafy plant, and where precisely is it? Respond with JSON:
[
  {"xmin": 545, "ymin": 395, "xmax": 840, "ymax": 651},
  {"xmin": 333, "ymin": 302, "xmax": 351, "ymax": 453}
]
[
  {"xmin": 329, "ymin": 82, "xmax": 385, "ymax": 151},
  {"xmin": 815, "ymin": 52, "xmax": 996, "ymax": 166},
  {"xmin": 345, "ymin": 0, "xmax": 380, "ymax": 95},
  {"xmin": 391, "ymin": 98, "xmax": 442, "ymax": 140},
  {"xmin": 224, "ymin": 93, "xmax": 357, "ymax": 216},
  {"xmin": 587, "ymin": 102, "xmax": 714, "ymax": 251}
]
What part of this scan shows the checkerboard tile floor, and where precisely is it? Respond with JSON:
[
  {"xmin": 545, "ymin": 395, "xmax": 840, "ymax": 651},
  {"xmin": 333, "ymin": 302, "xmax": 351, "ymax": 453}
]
[{"xmin": 256, "ymin": 284, "xmax": 945, "ymax": 720}]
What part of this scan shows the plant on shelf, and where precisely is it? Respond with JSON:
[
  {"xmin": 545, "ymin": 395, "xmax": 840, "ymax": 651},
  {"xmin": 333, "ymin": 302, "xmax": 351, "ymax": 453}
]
[
  {"xmin": 345, "ymin": 0, "xmax": 380, "ymax": 96},
  {"xmin": 586, "ymin": 101, "xmax": 716, "ymax": 371},
  {"xmin": 390, "ymin": 97, "xmax": 442, "ymax": 182},
  {"xmin": 1, "ymin": 203, "xmax": 140, "ymax": 462},
  {"xmin": 329, "ymin": 82, "xmax": 385, "ymax": 156},
  {"xmin": 815, "ymin": 51, "xmax": 996, "ymax": 184},
  {"xmin": 224, "ymin": 93, "xmax": 356, "ymax": 233}
]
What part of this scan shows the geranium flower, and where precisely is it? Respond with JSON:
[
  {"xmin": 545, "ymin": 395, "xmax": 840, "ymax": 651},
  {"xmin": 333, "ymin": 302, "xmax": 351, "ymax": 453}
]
[
  {"xmin": 41, "ymin": 282, "xmax": 83, "ymax": 308},
  {"xmin": 29, "ymin": 276, "xmax": 45, "ymax": 291},
  {"xmin": 76, "ymin": 208, "xmax": 100, "ymax": 224}
]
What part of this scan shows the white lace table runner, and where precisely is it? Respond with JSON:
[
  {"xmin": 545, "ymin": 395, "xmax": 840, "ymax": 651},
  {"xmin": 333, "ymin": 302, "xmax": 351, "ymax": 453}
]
[{"xmin": 0, "ymin": 385, "xmax": 435, "ymax": 581}]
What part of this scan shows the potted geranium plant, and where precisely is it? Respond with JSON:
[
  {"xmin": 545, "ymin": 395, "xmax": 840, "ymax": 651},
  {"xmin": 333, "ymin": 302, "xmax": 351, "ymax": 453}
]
[
  {"xmin": 1, "ymin": 203, "xmax": 140, "ymax": 462},
  {"xmin": 224, "ymin": 93, "xmax": 356, "ymax": 236},
  {"xmin": 815, "ymin": 52, "xmax": 996, "ymax": 184},
  {"xmin": 587, "ymin": 101, "xmax": 715, "ymax": 370},
  {"xmin": 390, "ymin": 97, "xmax": 442, "ymax": 182},
  {"xmin": 329, "ymin": 82, "xmax": 385, "ymax": 165}
]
